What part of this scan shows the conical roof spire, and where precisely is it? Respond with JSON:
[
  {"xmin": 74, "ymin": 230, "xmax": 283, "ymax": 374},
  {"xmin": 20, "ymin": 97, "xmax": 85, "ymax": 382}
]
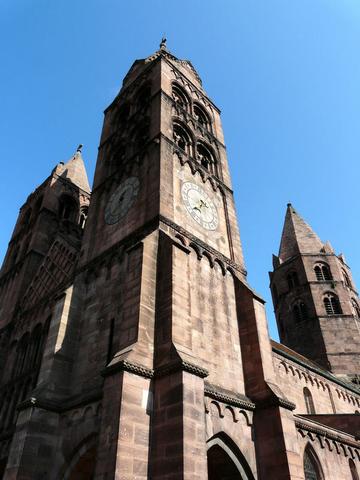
[
  {"xmin": 278, "ymin": 203, "xmax": 324, "ymax": 261},
  {"xmin": 60, "ymin": 145, "xmax": 91, "ymax": 193}
]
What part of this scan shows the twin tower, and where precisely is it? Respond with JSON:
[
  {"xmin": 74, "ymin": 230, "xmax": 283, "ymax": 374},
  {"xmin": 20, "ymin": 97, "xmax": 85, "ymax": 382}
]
[
  {"xmin": 0, "ymin": 42, "xmax": 359, "ymax": 479},
  {"xmin": 271, "ymin": 203, "xmax": 360, "ymax": 381}
]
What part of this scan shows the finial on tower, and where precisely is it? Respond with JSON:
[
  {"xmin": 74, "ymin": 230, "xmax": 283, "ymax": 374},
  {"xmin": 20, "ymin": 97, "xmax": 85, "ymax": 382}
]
[
  {"xmin": 287, "ymin": 202, "xmax": 292, "ymax": 207},
  {"xmin": 76, "ymin": 144, "xmax": 83, "ymax": 154},
  {"xmin": 160, "ymin": 36, "xmax": 167, "ymax": 50}
]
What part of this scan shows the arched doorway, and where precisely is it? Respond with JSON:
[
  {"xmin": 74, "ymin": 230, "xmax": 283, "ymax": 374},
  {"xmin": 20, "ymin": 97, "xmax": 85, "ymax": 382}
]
[
  {"xmin": 62, "ymin": 438, "xmax": 97, "ymax": 480},
  {"xmin": 207, "ymin": 435, "xmax": 254, "ymax": 480},
  {"xmin": 67, "ymin": 446, "xmax": 96, "ymax": 480}
]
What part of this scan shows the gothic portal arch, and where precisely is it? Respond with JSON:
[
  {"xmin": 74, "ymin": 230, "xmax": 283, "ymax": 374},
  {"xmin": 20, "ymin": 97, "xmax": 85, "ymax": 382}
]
[
  {"xmin": 303, "ymin": 444, "xmax": 324, "ymax": 480},
  {"xmin": 207, "ymin": 434, "xmax": 255, "ymax": 480},
  {"xmin": 61, "ymin": 435, "xmax": 97, "ymax": 480}
]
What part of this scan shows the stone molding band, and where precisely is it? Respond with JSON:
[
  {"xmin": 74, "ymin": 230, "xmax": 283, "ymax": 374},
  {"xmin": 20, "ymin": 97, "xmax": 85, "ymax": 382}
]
[
  {"xmin": 156, "ymin": 360, "xmax": 209, "ymax": 379},
  {"xmin": 256, "ymin": 395, "xmax": 296, "ymax": 411},
  {"xmin": 295, "ymin": 418, "xmax": 360, "ymax": 449},
  {"xmin": 159, "ymin": 214, "xmax": 246, "ymax": 275},
  {"xmin": 204, "ymin": 383, "xmax": 255, "ymax": 411},
  {"xmin": 17, "ymin": 391, "xmax": 102, "ymax": 414},
  {"xmin": 103, "ymin": 359, "xmax": 154, "ymax": 379},
  {"xmin": 102, "ymin": 358, "xmax": 209, "ymax": 380}
]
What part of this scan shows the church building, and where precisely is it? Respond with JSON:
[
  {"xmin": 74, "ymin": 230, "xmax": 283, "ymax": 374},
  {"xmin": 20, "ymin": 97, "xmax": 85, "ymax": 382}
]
[{"xmin": 0, "ymin": 42, "xmax": 359, "ymax": 479}]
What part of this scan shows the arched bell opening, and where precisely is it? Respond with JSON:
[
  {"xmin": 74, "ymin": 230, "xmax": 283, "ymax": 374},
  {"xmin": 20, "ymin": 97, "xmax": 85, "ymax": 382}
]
[{"xmin": 207, "ymin": 434, "xmax": 254, "ymax": 480}]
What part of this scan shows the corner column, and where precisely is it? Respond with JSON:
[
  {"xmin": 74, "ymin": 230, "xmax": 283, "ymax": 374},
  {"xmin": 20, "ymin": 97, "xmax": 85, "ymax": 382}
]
[
  {"xmin": 235, "ymin": 278, "xmax": 304, "ymax": 480},
  {"xmin": 151, "ymin": 365, "xmax": 208, "ymax": 480},
  {"xmin": 95, "ymin": 363, "xmax": 153, "ymax": 480}
]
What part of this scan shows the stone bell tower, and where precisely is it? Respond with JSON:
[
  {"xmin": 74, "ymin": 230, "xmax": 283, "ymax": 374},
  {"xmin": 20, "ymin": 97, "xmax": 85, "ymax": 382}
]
[
  {"xmin": 2, "ymin": 43, "xmax": 308, "ymax": 480},
  {"xmin": 79, "ymin": 38, "xmax": 253, "ymax": 478},
  {"xmin": 79, "ymin": 41, "xmax": 304, "ymax": 480},
  {"xmin": 270, "ymin": 203, "xmax": 360, "ymax": 380}
]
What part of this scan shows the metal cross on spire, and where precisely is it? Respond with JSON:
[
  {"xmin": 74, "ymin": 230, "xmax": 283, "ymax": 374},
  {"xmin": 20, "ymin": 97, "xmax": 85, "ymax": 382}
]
[{"xmin": 160, "ymin": 36, "xmax": 167, "ymax": 50}]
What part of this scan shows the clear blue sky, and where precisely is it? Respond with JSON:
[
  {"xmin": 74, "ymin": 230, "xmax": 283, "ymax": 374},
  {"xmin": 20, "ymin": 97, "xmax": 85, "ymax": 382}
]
[{"xmin": 1, "ymin": 0, "xmax": 360, "ymax": 340}]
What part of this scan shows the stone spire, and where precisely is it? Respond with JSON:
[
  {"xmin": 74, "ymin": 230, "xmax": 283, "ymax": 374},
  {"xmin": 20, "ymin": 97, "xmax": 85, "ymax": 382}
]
[
  {"xmin": 60, "ymin": 144, "xmax": 91, "ymax": 193},
  {"xmin": 278, "ymin": 203, "xmax": 324, "ymax": 262}
]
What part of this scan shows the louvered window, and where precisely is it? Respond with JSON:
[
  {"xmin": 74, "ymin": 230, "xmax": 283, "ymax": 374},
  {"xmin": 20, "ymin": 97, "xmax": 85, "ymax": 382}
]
[
  {"xmin": 314, "ymin": 263, "xmax": 332, "ymax": 281},
  {"xmin": 343, "ymin": 269, "xmax": 352, "ymax": 288},
  {"xmin": 352, "ymin": 299, "xmax": 360, "ymax": 318},
  {"xmin": 287, "ymin": 271, "xmax": 299, "ymax": 290},
  {"xmin": 293, "ymin": 301, "xmax": 308, "ymax": 322},
  {"xmin": 323, "ymin": 293, "xmax": 342, "ymax": 315}
]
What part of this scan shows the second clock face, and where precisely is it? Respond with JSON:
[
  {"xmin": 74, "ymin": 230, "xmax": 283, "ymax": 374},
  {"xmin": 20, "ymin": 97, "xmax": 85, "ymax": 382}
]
[
  {"xmin": 104, "ymin": 176, "xmax": 140, "ymax": 225},
  {"xmin": 181, "ymin": 181, "xmax": 218, "ymax": 231}
]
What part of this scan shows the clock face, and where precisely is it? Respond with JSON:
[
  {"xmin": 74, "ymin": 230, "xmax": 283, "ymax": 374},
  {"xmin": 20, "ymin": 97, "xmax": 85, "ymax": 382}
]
[
  {"xmin": 104, "ymin": 176, "xmax": 140, "ymax": 225},
  {"xmin": 181, "ymin": 181, "xmax": 218, "ymax": 231}
]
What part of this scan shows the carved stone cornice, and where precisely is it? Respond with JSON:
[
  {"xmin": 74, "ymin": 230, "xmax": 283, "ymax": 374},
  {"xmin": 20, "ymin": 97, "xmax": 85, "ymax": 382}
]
[
  {"xmin": 204, "ymin": 383, "xmax": 255, "ymax": 411},
  {"xmin": 156, "ymin": 360, "xmax": 209, "ymax": 379},
  {"xmin": 159, "ymin": 214, "xmax": 247, "ymax": 276},
  {"xmin": 272, "ymin": 345, "xmax": 360, "ymax": 397},
  {"xmin": 17, "ymin": 396, "xmax": 62, "ymax": 413},
  {"xmin": 102, "ymin": 359, "xmax": 154, "ymax": 379},
  {"xmin": 17, "ymin": 391, "xmax": 103, "ymax": 414},
  {"xmin": 102, "ymin": 356, "xmax": 208, "ymax": 380},
  {"xmin": 256, "ymin": 395, "xmax": 296, "ymax": 411},
  {"xmin": 295, "ymin": 416, "xmax": 360, "ymax": 449}
]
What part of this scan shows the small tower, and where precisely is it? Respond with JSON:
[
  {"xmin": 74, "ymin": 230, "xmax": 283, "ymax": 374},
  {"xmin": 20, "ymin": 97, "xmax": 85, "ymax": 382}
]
[
  {"xmin": 270, "ymin": 203, "xmax": 360, "ymax": 381},
  {"xmin": 0, "ymin": 146, "xmax": 90, "ymax": 327}
]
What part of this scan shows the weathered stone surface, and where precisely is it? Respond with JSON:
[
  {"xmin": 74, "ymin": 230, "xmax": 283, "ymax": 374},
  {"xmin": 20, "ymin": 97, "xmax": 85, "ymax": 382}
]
[{"xmin": 0, "ymin": 45, "xmax": 359, "ymax": 480}]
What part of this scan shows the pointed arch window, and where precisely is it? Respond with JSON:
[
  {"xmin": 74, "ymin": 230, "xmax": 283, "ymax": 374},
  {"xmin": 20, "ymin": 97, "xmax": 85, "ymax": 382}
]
[
  {"xmin": 22, "ymin": 207, "xmax": 32, "ymax": 226},
  {"xmin": 293, "ymin": 301, "xmax": 308, "ymax": 323},
  {"xmin": 14, "ymin": 333, "xmax": 30, "ymax": 377},
  {"xmin": 303, "ymin": 445, "xmax": 323, "ymax": 480},
  {"xmin": 304, "ymin": 387, "xmax": 316, "ymax": 414},
  {"xmin": 59, "ymin": 195, "xmax": 78, "ymax": 222},
  {"xmin": 172, "ymin": 83, "xmax": 190, "ymax": 112},
  {"xmin": 112, "ymin": 137, "xmax": 126, "ymax": 163},
  {"xmin": 134, "ymin": 122, "xmax": 149, "ymax": 153},
  {"xmin": 277, "ymin": 315, "xmax": 284, "ymax": 337},
  {"xmin": 323, "ymin": 293, "xmax": 342, "ymax": 315},
  {"xmin": 116, "ymin": 102, "xmax": 130, "ymax": 125},
  {"xmin": 193, "ymin": 103, "xmax": 210, "ymax": 130},
  {"xmin": 272, "ymin": 284, "xmax": 279, "ymax": 307},
  {"xmin": 314, "ymin": 263, "xmax": 332, "ymax": 281},
  {"xmin": 29, "ymin": 324, "xmax": 43, "ymax": 369},
  {"xmin": 287, "ymin": 271, "xmax": 299, "ymax": 290},
  {"xmin": 343, "ymin": 269, "xmax": 352, "ymax": 289},
  {"xmin": 137, "ymin": 84, "xmax": 151, "ymax": 113},
  {"xmin": 11, "ymin": 244, "xmax": 20, "ymax": 266},
  {"xmin": 350, "ymin": 459, "xmax": 360, "ymax": 480},
  {"xmin": 79, "ymin": 206, "xmax": 88, "ymax": 229},
  {"xmin": 173, "ymin": 122, "xmax": 192, "ymax": 155},
  {"xmin": 196, "ymin": 143, "xmax": 216, "ymax": 174},
  {"xmin": 352, "ymin": 298, "xmax": 360, "ymax": 318}
]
